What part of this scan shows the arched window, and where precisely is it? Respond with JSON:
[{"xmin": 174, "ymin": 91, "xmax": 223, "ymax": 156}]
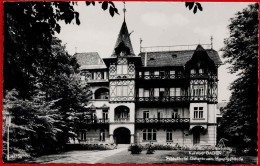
[
  {"xmin": 143, "ymin": 129, "xmax": 156, "ymax": 141},
  {"xmin": 95, "ymin": 88, "xmax": 109, "ymax": 99}
]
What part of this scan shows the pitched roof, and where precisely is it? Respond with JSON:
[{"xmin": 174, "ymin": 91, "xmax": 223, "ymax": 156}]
[
  {"xmin": 73, "ymin": 52, "xmax": 107, "ymax": 70},
  {"xmin": 111, "ymin": 21, "xmax": 135, "ymax": 57},
  {"xmin": 139, "ymin": 47, "xmax": 222, "ymax": 67}
]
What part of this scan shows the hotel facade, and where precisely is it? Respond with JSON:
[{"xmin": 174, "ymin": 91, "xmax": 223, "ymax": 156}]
[{"xmin": 74, "ymin": 18, "xmax": 222, "ymax": 146}]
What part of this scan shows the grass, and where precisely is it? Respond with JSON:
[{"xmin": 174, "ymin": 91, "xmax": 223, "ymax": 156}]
[{"xmin": 97, "ymin": 149, "xmax": 258, "ymax": 164}]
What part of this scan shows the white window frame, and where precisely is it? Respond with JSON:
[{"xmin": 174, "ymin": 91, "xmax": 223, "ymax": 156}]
[
  {"xmin": 166, "ymin": 129, "xmax": 173, "ymax": 141},
  {"xmin": 143, "ymin": 129, "xmax": 157, "ymax": 141}
]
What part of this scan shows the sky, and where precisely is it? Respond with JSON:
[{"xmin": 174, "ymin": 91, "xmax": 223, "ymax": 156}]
[{"xmin": 56, "ymin": 2, "xmax": 254, "ymax": 102}]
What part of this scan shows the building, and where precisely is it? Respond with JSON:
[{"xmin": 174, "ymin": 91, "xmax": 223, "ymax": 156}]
[{"xmin": 74, "ymin": 17, "xmax": 222, "ymax": 146}]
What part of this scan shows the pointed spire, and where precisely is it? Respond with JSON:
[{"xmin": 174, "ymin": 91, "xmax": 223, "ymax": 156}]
[
  {"xmin": 111, "ymin": 10, "xmax": 135, "ymax": 57},
  {"xmin": 123, "ymin": 2, "xmax": 126, "ymax": 22}
]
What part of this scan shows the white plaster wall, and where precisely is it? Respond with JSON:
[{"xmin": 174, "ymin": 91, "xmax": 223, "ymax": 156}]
[
  {"xmin": 200, "ymin": 125, "xmax": 217, "ymax": 146},
  {"xmin": 208, "ymin": 104, "xmax": 217, "ymax": 123}
]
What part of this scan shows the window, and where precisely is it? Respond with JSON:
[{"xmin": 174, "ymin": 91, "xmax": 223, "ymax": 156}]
[
  {"xmin": 194, "ymin": 107, "xmax": 198, "ymax": 118},
  {"xmin": 80, "ymin": 131, "xmax": 87, "ymax": 141},
  {"xmin": 170, "ymin": 70, "xmax": 175, "ymax": 75},
  {"xmin": 143, "ymin": 129, "xmax": 156, "ymax": 141},
  {"xmin": 100, "ymin": 129, "xmax": 105, "ymax": 142},
  {"xmin": 143, "ymin": 111, "xmax": 149, "ymax": 119},
  {"xmin": 193, "ymin": 85, "xmax": 204, "ymax": 97},
  {"xmin": 190, "ymin": 69, "xmax": 196, "ymax": 74},
  {"xmin": 139, "ymin": 88, "xmax": 144, "ymax": 97},
  {"xmin": 144, "ymin": 71, "xmax": 149, "ymax": 76},
  {"xmin": 117, "ymin": 65, "xmax": 128, "ymax": 74},
  {"xmin": 199, "ymin": 68, "xmax": 204, "ymax": 74},
  {"xmin": 154, "ymin": 71, "xmax": 159, "ymax": 76},
  {"xmin": 157, "ymin": 112, "xmax": 162, "ymax": 119},
  {"xmin": 160, "ymin": 71, "xmax": 165, "ymax": 78},
  {"xmin": 199, "ymin": 107, "xmax": 203, "ymax": 118},
  {"xmin": 170, "ymin": 88, "xmax": 175, "ymax": 96},
  {"xmin": 102, "ymin": 110, "xmax": 108, "ymax": 120},
  {"xmin": 166, "ymin": 129, "xmax": 173, "ymax": 141},
  {"xmin": 194, "ymin": 107, "xmax": 203, "ymax": 119},
  {"xmin": 154, "ymin": 88, "xmax": 159, "ymax": 97},
  {"xmin": 95, "ymin": 88, "xmax": 109, "ymax": 99},
  {"xmin": 172, "ymin": 109, "xmax": 178, "ymax": 118},
  {"xmin": 122, "ymin": 86, "xmax": 128, "ymax": 96},
  {"xmin": 144, "ymin": 89, "xmax": 150, "ymax": 97},
  {"xmin": 159, "ymin": 88, "xmax": 165, "ymax": 98},
  {"xmin": 117, "ymin": 86, "xmax": 128, "ymax": 96},
  {"xmin": 176, "ymin": 88, "xmax": 181, "ymax": 96},
  {"xmin": 139, "ymin": 71, "xmax": 142, "ymax": 77}
]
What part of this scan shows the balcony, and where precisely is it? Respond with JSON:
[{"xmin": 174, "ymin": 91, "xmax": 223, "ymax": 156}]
[
  {"xmin": 114, "ymin": 118, "xmax": 130, "ymax": 123},
  {"xmin": 137, "ymin": 73, "xmax": 218, "ymax": 81},
  {"xmin": 135, "ymin": 118, "xmax": 190, "ymax": 123},
  {"xmin": 136, "ymin": 96, "xmax": 190, "ymax": 103},
  {"xmin": 138, "ymin": 74, "xmax": 184, "ymax": 80},
  {"xmin": 84, "ymin": 118, "xmax": 109, "ymax": 124}
]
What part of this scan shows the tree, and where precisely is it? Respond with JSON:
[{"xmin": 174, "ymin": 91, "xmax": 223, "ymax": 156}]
[
  {"xmin": 3, "ymin": 1, "xmax": 118, "ymax": 99},
  {"xmin": 219, "ymin": 3, "xmax": 258, "ymax": 155}
]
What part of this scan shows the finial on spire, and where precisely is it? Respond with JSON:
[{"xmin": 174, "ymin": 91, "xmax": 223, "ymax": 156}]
[
  {"xmin": 123, "ymin": 1, "xmax": 126, "ymax": 22},
  {"xmin": 210, "ymin": 36, "xmax": 213, "ymax": 49}
]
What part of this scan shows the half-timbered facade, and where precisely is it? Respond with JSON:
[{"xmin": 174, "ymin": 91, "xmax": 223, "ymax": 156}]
[{"xmin": 74, "ymin": 19, "xmax": 222, "ymax": 146}]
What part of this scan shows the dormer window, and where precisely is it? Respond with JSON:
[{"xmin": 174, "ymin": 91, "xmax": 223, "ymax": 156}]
[
  {"xmin": 149, "ymin": 58, "xmax": 155, "ymax": 61},
  {"xmin": 190, "ymin": 69, "xmax": 196, "ymax": 74},
  {"xmin": 199, "ymin": 68, "xmax": 204, "ymax": 74}
]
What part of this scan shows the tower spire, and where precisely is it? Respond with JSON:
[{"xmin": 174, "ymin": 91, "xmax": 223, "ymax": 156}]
[{"xmin": 123, "ymin": 2, "xmax": 126, "ymax": 22}]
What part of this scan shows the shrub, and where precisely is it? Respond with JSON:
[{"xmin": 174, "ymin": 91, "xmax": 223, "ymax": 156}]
[
  {"xmin": 128, "ymin": 144, "xmax": 143, "ymax": 154},
  {"xmin": 65, "ymin": 144, "xmax": 113, "ymax": 151},
  {"xmin": 146, "ymin": 144, "xmax": 155, "ymax": 154}
]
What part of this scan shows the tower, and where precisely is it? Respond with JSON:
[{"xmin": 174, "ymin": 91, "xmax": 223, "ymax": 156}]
[{"xmin": 103, "ymin": 3, "xmax": 141, "ymax": 144}]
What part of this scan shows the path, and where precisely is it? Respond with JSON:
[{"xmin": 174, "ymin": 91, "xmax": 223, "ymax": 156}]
[{"xmin": 30, "ymin": 145, "xmax": 128, "ymax": 164}]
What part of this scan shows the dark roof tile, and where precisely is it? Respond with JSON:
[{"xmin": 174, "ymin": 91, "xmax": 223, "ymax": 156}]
[{"xmin": 139, "ymin": 48, "xmax": 222, "ymax": 67}]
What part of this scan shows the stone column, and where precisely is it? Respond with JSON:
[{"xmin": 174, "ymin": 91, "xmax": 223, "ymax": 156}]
[
  {"xmin": 131, "ymin": 134, "xmax": 135, "ymax": 144},
  {"xmin": 110, "ymin": 134, "xmax": 114, "ymax": 144}
]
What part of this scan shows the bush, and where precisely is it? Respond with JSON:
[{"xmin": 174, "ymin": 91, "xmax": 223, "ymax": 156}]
[
  {"xmin": 65, "ymin": 144, "xmax": 113, "ymax": 151},
  {"xmin": 128, "ymin": 144, "xmax": 143, "ymax": 154},
  {"xmin": 146, "ymin": 144, "xmax": 155, "ymax": 154}
]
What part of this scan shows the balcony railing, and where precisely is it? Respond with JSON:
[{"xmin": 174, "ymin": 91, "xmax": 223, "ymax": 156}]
[
  {"xmin": 138, "ymin": 74, "xmax": 184, "ymax": 80},
  {"xmin": 114, "ymin": 118, "xmax": 130, "ymax": 123},
  {"xmin": 138, "ymin": 73, "xmax": 217, "ymax": 80},
  {"xmin": 136, "ymin": 96, "xmax": 190, "ymax": 103},
  {"xmin": 84, "ymin": 118, "xmax": 109, "ymax": 124},
  {"xmin": 136, "ymin": 118, "xmax": 190, "ymax": 123}
]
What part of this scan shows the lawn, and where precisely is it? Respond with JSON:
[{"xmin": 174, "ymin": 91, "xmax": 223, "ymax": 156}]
[{"xmin": 97, "ymin": 149, "xmax": 258, "ymax": 164}]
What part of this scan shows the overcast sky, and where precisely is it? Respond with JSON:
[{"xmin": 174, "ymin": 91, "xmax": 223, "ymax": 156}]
[{"xmin": 56, "ymin": 2, "xmax": 254, "ymax": 102}]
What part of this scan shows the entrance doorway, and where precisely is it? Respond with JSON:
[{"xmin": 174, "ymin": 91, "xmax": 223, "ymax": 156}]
[
  {"xmin": 193, "ymin": 126, "xmax": 201, "ymax": 145},
  {"xmin": 113, "ymin": 127, "xmax": 130, "ymax": 144}
]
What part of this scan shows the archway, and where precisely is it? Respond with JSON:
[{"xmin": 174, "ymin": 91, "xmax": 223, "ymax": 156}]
[
  {"xmin": 113, "ymin": 127, "xmax": 131, "ymax": 144},
  {"xmin": 114, "ymin": 106, "xmax": 130, "ymax": 122},
  {"xmin": 95, "ymin": 88, "xmax": 109, "ymax": 99}
]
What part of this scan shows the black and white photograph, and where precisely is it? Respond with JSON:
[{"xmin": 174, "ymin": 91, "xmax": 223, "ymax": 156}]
[{"xmin": 2, "ymin": 1, "xmax": 258, "ymax": 164}]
